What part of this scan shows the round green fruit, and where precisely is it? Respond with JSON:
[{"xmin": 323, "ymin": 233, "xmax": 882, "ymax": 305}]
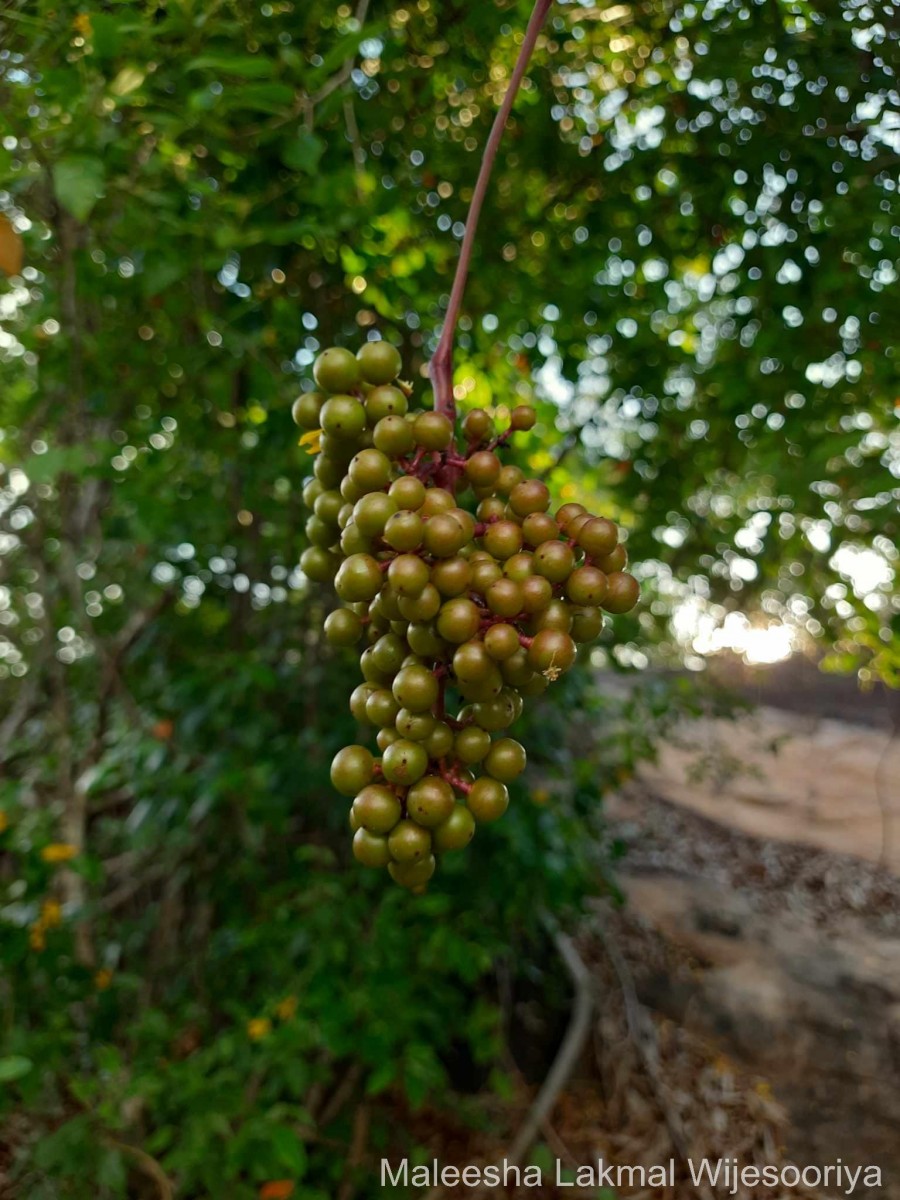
[{"xmin": 331, "ymin": 745, "xmax": 375, "ymax": 796}]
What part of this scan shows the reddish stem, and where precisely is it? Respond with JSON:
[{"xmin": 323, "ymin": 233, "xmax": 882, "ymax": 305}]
[{"xmin": 427, "ymin": 0, "xmax": 554, "ymax": 423}]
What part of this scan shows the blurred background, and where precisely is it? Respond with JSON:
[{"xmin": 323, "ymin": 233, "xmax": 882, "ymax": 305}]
[{"xmin": 0, "ymin": 1, "xmax": 898, "ymax": 1197}]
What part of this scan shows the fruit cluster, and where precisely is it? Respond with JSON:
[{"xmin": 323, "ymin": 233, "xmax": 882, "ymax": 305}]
[{"xmin": 295, "ymin": 342, "xmax": 639, "ymax": 891}]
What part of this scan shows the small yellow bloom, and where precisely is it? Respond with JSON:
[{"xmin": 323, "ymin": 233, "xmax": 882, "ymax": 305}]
[
  {"xmin": 41, "ymin": 843, "xmax": 78, "ymax": 864},
  {"xmin": 95, "ymin": 968, "xmax": 114, "ymax": 990},
  {"xmin": 275, "ymin": 995, "xmax": 298, "ymax": 1021},
  {"xmin": 298, "ymin": 429, "xmax": 322, "ymax": 456},
  {"xmin": 0, "ymin": 811, "xmax": 7, "ymax": 833},
  {"xmin": 73, "ymin": 12, "xmax": 93, "ymax": 36},
  {"xmin": 247, "ymin": 1017, "xmax": 271, "ymax": 1041},
  {"xmin": 29, "ymin": 924, "xmax": 46, "ymax": 952},
  {"xmin": 40, "ymin": 899, "xmax": 63, "ymax": 929}
]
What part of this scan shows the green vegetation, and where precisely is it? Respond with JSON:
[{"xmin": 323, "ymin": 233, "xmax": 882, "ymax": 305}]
[{"xmin": 0, "ymin": 0, "xmax": 896, "ymax": 1195}]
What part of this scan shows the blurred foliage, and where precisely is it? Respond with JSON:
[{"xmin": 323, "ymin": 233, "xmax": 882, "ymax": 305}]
[{"xmin": 0, "ymin": 0, "xmax": 897, "ymax": 1195}]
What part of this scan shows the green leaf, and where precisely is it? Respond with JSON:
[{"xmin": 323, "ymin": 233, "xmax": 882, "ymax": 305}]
[
  {"xmin": 187, "ymin": 54, "xmax": 275, "ymax": 79},
  {"xmin": 52, "ymin": 157, "xmax": 105, "ymax": 222},
  {"xmin": 0, "ymin": 1056, "xmax": 33, "ymax": 1082},
  {"xmin": 281, "ymin": 133, "xmax": 325, "ymax": 175}
]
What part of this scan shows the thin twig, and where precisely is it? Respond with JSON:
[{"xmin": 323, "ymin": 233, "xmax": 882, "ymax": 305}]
[
  {"xmin": 104, "ymin": 1138, "xmax": 173, "ymax": 1200},
  {"xmin": 428, "ymin": 0, "xmax": 554, "ymax": 422},
  {"xmin": 506, "ymin": 931, "xmax": 593, "ymax": 1165}
]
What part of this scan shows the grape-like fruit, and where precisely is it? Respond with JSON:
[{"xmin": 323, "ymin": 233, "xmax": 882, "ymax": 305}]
[{"xmin": 298, "ymin": 342, "xmax": 640, "ymax": 889}]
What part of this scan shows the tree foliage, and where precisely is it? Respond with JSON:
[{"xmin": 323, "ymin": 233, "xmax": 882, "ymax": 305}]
[{"xmin": 0, "ymin": 0, "xmax": 897, "ymax": 1194}]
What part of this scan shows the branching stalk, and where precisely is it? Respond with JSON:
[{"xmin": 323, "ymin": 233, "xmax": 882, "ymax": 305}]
[{"xmin": 428, "ymin": 0, "xmax": 554, "ymax": 422}]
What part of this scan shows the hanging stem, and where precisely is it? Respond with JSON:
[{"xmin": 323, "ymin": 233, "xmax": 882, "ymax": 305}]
[{"xmin": 428, "ymin": 0, "xmax": 554, "ymax": 422}]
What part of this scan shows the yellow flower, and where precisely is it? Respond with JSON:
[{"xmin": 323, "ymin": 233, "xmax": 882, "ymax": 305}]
[
  {"xmin": 40, "ymin": 899, "xmax": 63, "ymax": 929},
  {"xmin": 73, "ymin": 12, "xmax": 93, "ymax": 36},
  {"xmin": 0, "ymin": 811, "xmax": 8, "ymax": 833},
  {"xmin": 247, "ymin": 1017, "xmax": 271, "ymax": 1041},
  {"xmin": 29, "ymin": 924, "xmax": 46, "ymax": 952},
  {"xmin": 298, "ymin": 428, "xmax": 322, "ymax": 455},
  {"xmin": 95, "ymin": 968, "xmax": 114, "ymax": 990},
  {"xmin": 41, "ymin": 843, "xmax": 78, "ymax": 864},
  {"xmin": 275, "ymin": 995, "xmax": 298, "ymax": 1021}
]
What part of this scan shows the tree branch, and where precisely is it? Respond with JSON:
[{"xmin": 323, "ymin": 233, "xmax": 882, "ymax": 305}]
[{"xmin": 428, "ymin": 0, "xmax": 554, "ymax": 421}]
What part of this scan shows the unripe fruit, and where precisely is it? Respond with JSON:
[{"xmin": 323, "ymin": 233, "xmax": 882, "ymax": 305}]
[
  {"xmin": 367, "ymin": 385, "xmax": 408, "ymax": 422},
  {"xmin": 556, "ymin": 502, "xmax": 587, "ymax": 530},
  {"xmin": 320, "ymin": 394, "xmax": 366, "ymax": 440},
  {"xmin": 314, "ymin": 489, "xmax": 343, "ymax": 526},
  {"xmin": 453, "ymin": 640, "xmax": 493, "ymax": 684},
  {"xmin": 477, "ymin": 496, "xmax": 506, "ymax": 522},
  {"xmin": 407, "ymin": 621, "xmax": 447, "ymax": 658},
  {"xmin": 349, "ymin": 448, "xmax": 392, "ymax": 493},
  {"xmin": 432, "ymin": 805, "xmax": 476, "ymax": 852},
  {"xmin": 482, "ymin": 520, "xmax": 523, "ymax": 560},
  {"xmin": 484, "ymin": 623, "xmax": 520, "ymax": 660},
  {"xmin": 466, "ymin": 450, "xmax": 501, "ymax": 487},
  {"xmin": 566, "ymin": 566, "xmax": 608, "ymax": 606},
  {"xmin": 292, "ymin": 391, "xmax": 325, "ymax": 429},
  {"xmin": 522, "ymin": 512, "xmax": 559, "ymax": 546},
  {"xmin": 577, "ymin": 517, "xmax": 618, "ymax": 559},
  {"xmin": 527, "ymin": 629, "xmax": 577, "ymax": 676},
  {"xmin": 602, "ymin": 571, "xmax": 640, "ymax": 613},
  {"xmin": 324, "ymin": 607, "xmax": 364, "ymax": 646},
  {"xmin": 388, "ymin": 553, "xmax": 430, "ymax": 597},
  {"xmin": 384, "ymin": 510, "xmax": 424, "ymax": 552},
  {"xmin": 431, "ymin": 556, "xmax": 472, "ymax": 597},
  {"xmin": 388, "ymin": 819, "xmax": 432, "ymax": 862},
  {"xmin": 509, "ymin": 479, "xmax": 550, "ymax": 517},
  {"xmin": 357, "ymin": 340, "xmax": 402, "ymax": 385},
  {"xmin": 529, "ymin": 599, "xmax": 573, "ymax": 633},
  {"xmin": 395, "ymin": 708, "xmax": 436, "ymax": 741},
  {"xmin": 424, "ymin": 721, "xmax": 454, "ymax": 759},
  {"xmin": 510, "ymin": 405, "xmax": 536, "ymax": 431},
  {"xmin": 331, "ymin": 745, "xmax": 375, "ymax": 796},
  {"xmin": 407, "ymin": 776, "xmax": 455, "ymax": 828},
  {"xmin": 462, "ymin": 408, "xmax": 492, "ymax": 443},
  {"xmin": 335, "ymin": 553, "xmax": 383, "ymax": 602},
  {"xmin": 340, "ymin": 523, "xmax": 372, "ymax": 557},
  {"xmin": 353, "ymin": 828, "xmax": 392, "ymax": 867},
  {"xmin": 314, "ymin": 346, "xmax": 360, "ymax": 392},
  {"xmin": 471, "ymin": 558, "xmax": 504, "ymax": 592},
  {"xmin": 413, "ymin": 411, "xmax": 454, "ymax": 451},
  {"xmin": 593, "ymin": 544, "xmax": 628, "ymax": 573},
  {"xmin": 392, "ymin": 664, "xmax": 439, "ymax": 712},
  {"xmin": 454, "ymin": 725, "xmax": 492, "ymax": 764},
  {"xmin": 381, "ymin": 738, "xmax": 429, "ymax": 785},
  {"xmin": 377, "ymin": 727, "xmax": 400, "ymax": 751},
  {"xmin": 472, "ymin": 692, "xmax": 518, "ymax": 731},
  {"xmin": 418, "ymin": 487, "xmax": 456, "ymax": 517},
  {"xmin": 467, "ymin": 777, "xmax": 509, "ymax": 823},
  {"xmin": 353, "ymin": 784, "xmax": 402, "ymax": 834},
  {"xmin": 366, "ymin": 687, "xmax": 400, "ymax": 728},
  {"xmin": 388, "ymin": 854, "xmax": 436, "ymax": 887},
  {"xmin": 571, "ymin": 607, "xmax": 604, "ymax": 642},
  {"xmin": 374, "ymin": 414, "xmax": 415, "ymax": 457},
  {"xmin": 520, "ymin": 575, "xmax": 554, "ymax": 613},
  {"xmin": 388, "ymin": 475, "xmax": 426, "ymax": 510},
  {"xmin": 483, "ymin": 738, "xmax": 527, "ymax": 783},
  {"xmin": 300, "ymin": 546, "xmax": 339, "ymax": 583},
  {"xmin": 486, "ymin": 578, "xmax": 523, "ymax": 618},
  {"xmin": 353, "ymin": 492, "xmax": 397, "ymax": 537},
  {"xmin": 436, "ymin": 597, "xmax": 480, "ymax": 644},
  {"xmin": 496, "ymin": 465, "xmax": 524, "ymax": 495},
  {"xmin": 349, "ymin": 682, "xmax": 379, "ymax": 723},
  {"xmin": 424, "ymin": 513, "xmax": 468, "ymax": 558},
  {"xmin": 504, "ymin": 552, "xmax": 534, "ymax": 582},
  {"xmin": 398, "ymin": 583, "xmax": 441, "ymax": 622},
  {"xmin": 533, "ymin": 540, "xmax": 576, "ymax": 583}
]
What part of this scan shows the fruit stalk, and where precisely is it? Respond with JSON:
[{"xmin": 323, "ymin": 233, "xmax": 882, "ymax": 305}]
[{"xmin": 428, "ymin": 0, "xmax": 554, "ymax": 424}]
